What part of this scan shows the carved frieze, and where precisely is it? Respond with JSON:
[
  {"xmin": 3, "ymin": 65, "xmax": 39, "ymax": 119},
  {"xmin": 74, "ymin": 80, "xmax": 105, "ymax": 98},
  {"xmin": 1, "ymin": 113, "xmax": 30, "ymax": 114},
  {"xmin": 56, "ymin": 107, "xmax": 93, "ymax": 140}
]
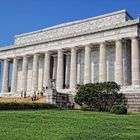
[{"xmin": 14, "ymin": 11, "xmax": 127, "ymax": 46}]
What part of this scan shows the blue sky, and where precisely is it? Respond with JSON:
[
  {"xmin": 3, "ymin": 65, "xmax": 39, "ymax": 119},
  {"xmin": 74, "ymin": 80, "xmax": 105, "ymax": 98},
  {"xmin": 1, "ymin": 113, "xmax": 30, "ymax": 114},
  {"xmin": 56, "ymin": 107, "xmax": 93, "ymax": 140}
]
[
  {"xmin": 0, "ymin": 0, "xmax": 140, "ymax": 47},
  {"xmin": 0, "ymin": 0, "xmax": 140, "ymax": 91}
]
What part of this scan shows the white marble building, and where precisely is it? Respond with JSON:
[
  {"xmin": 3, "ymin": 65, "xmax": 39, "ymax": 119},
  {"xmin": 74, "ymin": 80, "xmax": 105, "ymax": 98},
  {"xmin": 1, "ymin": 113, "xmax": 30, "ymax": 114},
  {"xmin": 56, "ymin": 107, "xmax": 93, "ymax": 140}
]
[{"xmin": 0, "ymin": 9, "xmax": 140, "ymax": 96}]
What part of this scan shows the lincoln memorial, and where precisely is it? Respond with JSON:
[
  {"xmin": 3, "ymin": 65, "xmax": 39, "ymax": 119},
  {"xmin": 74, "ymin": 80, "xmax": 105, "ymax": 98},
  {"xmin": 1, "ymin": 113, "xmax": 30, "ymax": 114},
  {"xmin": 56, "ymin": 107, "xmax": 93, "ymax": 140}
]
[{"xmin": 0, "ymin": 10, "xmax": 140, "ymax": 100}]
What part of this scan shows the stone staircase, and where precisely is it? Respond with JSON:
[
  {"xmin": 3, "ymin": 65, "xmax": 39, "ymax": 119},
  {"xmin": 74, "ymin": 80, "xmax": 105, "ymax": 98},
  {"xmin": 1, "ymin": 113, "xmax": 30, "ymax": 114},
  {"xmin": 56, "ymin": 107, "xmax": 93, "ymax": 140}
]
[{"xmin": 124, "ymin": 93, "xmax": 140, "ymax": 112}]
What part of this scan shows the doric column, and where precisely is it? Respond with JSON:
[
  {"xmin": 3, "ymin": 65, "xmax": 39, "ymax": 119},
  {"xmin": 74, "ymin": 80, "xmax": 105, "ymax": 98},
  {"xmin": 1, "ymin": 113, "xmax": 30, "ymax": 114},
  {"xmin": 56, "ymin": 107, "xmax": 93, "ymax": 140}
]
[
  {"xmin": 2, "ymin": 59, "xmax": 9, "ymax": 93},
  {"xmin": 32, "ymin": 54, "xmax": 39, "ymax": 91},
  {"xmin": 131, "ymin": 37, "xmax": 140, "ymax": 86},
  {"xmin": 84, "ymin": 45, "xmax": 91, "ymax": 84},
  {"xmin": 99, "ymin": 42, "xmax": 107, "ymax": 82},
  {"xmin": 77, "ymin": 51, "xmax": 81, "ymax": 84},
  {"xmin": 65, "ymin": 53, "xmax": 71, "ymax": 87},
  {"xmin": 0, "ymin": 61, "xmax": 2, "ymax": 90},
  {"xmin": 115, "ymin": 39, "xmax": 123, "ymax": 85},
  {"xmin": 70, "ymin": 47, "xmax": 77, "ymax": 89},
  {"xmin": 22, "ymin": 55, "xmax": 28, "ymax": 92},
  {"xmin": 56, "ymin": 49, "xmax": 64, "ymax": 89},
  {"xmin": 43, "ymin": 52, "xmax": 50, "ymax": 87},
  {"xmin": 11, "ymin": 58, "xmax": 18, "ymax": 93},
  {"xmin": 53, "ymin": 55, "xmax": 57, "ymax": 80}
]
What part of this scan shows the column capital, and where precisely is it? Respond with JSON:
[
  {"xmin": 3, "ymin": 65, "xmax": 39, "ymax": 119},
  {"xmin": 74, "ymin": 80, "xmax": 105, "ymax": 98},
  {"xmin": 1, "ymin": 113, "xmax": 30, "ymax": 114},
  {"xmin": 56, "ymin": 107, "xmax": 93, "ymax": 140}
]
[
  {"xmin": 65, "ymin": 52, "xmax": 71, "ymax": 56},
  {"xmin": 71, "ymin": 46, "xmax": 78, "ymax": 51},
  {"xmin": 33, "ymin": 53, "xmax": 40, "ymax": 57},
  {"xmin": 71, "ymin": 47, "xmax": 78, "ymax": 54},
  {"xmin": 99, "ymin": 41, "xmax": 106, "ymax": 46},
  {"xmin": 52, "ymin": 54, "xmax": 58, "ymax": 57},
  {"xmin": 85, "ymin": 43, "xmax": 93, "ymax": 48},
  {"xmin": 58, "ymin": 49, "xmax": 64, "ymax": 52},
  {"xmin": 4, "ymin": 58, "xmax": 12, "ymax": 62},
  {"xmin": 12, "ymin": 56, "xmax": 22, "ymax": 61},
  {"xmin": 116, "ymin": 38, "xmax": 123, "ymax": 42},
  {"xmin": 23, "ymin": 55, "xmax": 28, "ymax": 58},
  {"xmin": 131, "ymin": 36, "xmax": 138, "ymax": 40},
  {"xmin": 44, "ymin": 51, "xmax": 51, "ymax": 54}
]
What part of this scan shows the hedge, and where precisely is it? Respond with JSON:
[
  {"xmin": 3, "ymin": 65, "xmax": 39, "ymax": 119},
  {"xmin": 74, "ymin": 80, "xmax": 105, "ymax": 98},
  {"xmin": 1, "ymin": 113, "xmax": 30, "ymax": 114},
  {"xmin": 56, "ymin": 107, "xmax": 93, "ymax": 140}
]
[
  {"xmin": 110, "ymin": 104, "xmax": 127, "ymax": 114},
  {"xmin": 0, "ymin": 102, "xmax": 57, "ymax": 110}
]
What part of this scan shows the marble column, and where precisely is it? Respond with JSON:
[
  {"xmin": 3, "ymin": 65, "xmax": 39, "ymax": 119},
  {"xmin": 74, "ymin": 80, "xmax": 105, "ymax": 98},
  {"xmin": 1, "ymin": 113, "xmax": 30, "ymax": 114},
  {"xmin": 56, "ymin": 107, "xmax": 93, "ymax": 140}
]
[
  {"xmin": 56, "ymin": 49, "xmax": 64, "ymax": 89},
  {"xmin": 70, "ymin": 47, "xmax": 77, "ymax": 89},
  {"xmin": 84, "ymin": 45, "xmax": 91, "ymax": 84},
  {"xmin": 22, "ymin": 56, "xmax": 28, "ymax": 92},
  {"xmin": 0, "ymin": 61, "xmax": 2, "ymax": 90},
  {"xmin": 53, "ymin": 56, "xmax": 57, "ymax": 80},
  {"xmin": 32, "ymin": 54, "xmax": 39, "ymax": 91},
  {"xmin": 11, "ymin": 58, "xmax": 18, "ymax": 93},
  {"xmin": 2, "ymin": 59, "xmax": 9, "ymax": 93},
  {"xmin": 99, "ymin": 42, "xmax": 107, "ymax": 82},
  {"xmin": 115, "ymin": 39, "xmax": 123, "ymax": 85},
  {"xmin": 43, "ymin": 52, "xmax": 50, "ymax": 88},
  {"xmin": 131, "ymin": 37, "xmax": 140, "ymax": 86},
  {"xmin": 65, "ymin": 54, "xmax": 71, "ymax": 88}
]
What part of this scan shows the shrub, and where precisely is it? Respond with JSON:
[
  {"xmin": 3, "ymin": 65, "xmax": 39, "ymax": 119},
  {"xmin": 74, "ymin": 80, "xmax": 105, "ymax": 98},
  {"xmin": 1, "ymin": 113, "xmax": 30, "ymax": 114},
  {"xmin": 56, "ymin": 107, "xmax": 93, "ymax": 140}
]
[
  {"xmin": 75, "ymin": 81, "xmax": 124, "ymax": 112},
  {"xmin": 0, "ymin": 102, "xmax": 57, "ymax": 110},
  {"xmin": 81, "ymin": 106, "xmax": 92, "ymax": 111},
  {"xmin": 110, "ymin": 104, "xmax": 127, "ymax": 114}
]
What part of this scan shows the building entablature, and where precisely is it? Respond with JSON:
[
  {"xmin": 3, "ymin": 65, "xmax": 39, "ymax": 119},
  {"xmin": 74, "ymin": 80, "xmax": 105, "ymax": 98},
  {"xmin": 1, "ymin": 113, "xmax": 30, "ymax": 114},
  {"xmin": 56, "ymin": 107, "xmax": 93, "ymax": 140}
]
[
  {"xmin": 14, "ymin": 10, "xmax": 133, "ymax": 46},
  {"xmin": 0, "ymin": 25, "xmax": 139, "ymax": 59}
]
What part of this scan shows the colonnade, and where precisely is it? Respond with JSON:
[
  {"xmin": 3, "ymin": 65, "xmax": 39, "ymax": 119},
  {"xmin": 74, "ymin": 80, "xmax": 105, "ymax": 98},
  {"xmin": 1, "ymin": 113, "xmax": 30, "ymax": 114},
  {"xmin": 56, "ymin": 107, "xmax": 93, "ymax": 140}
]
[{"xmin": 1, "ymin": 37, "xmax": 140, "ymax": 93}]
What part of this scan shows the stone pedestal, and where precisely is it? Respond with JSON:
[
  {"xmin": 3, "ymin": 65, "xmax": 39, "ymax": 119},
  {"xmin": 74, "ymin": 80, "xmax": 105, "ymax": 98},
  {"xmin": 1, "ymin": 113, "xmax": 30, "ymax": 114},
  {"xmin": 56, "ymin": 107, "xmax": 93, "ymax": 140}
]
[{"xmin": 46, "ymin": 88, "xmax": 57, "ymax": 104}]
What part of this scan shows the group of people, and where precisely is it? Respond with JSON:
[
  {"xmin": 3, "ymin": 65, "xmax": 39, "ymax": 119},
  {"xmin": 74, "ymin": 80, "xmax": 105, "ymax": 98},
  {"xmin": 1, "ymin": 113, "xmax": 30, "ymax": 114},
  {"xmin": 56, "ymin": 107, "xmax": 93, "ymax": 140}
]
[
  {"xmin": 31, "ymin": 86, "xmax": 48, "ymax": 101},
  {"xmin": 20, "ymin": 86, "xmax": 49, "ymax": 101},
  {"xmin": 31, "ymin": 90, "xmax": 45, "ymax": 101},
  {"xmin": 20, "ymin": 91, "xmax": 27, "ymax": 98}
]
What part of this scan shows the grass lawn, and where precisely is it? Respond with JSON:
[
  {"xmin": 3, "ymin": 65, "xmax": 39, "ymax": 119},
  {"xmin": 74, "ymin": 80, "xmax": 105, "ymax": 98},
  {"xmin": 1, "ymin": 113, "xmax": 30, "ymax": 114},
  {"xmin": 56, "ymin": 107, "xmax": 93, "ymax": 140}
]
[{"xmin": 0, "ymin": 110, "xmax": 140, "ymax": 140}]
